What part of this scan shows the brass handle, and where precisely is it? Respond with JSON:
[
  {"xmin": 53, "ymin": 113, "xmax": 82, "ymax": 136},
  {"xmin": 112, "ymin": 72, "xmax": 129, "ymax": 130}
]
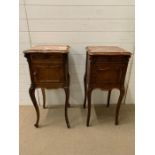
[
  {"xmin": 97, "ymin": 67, "xmax": 110, "ymax": 71},
  {"xmin": 33, "ymin": 71, "xmax": 37, "ymax": 76}
]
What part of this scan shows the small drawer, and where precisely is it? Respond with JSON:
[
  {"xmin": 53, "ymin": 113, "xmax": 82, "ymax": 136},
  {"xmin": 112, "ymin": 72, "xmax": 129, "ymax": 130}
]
[
  {"xmin": 94, "ymin": 55, "xmax": 129, "ymax": 63},
  {"xmin": 95, "ymin": 62, "xmax": 124, "ymax": 70},
  {"xmin": 30, "ymin": 53, "xmax": 63, "ymax": 64}
]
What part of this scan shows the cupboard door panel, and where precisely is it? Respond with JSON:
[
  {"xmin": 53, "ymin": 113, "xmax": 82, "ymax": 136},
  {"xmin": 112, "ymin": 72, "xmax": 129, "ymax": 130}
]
[
  {"xmin": 91, "ymin": 63, "xmax": 126, "ymax": 84},
  {"xmin": 32, "ymin": 64, "xmax": 65, "ymax": 83}
]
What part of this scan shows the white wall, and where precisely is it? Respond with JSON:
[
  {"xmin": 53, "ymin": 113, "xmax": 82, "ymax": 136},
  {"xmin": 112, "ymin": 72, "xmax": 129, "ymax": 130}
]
[{"xmin": 19, "ymin": 0, "xmax": 135, "ymax": 105}]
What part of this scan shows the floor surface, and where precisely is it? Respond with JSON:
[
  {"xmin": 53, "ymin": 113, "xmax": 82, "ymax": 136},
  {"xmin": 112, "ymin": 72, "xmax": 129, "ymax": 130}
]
[{"xmin": 20, "ymin": 104, "xmax": 135, "ymax": 155}]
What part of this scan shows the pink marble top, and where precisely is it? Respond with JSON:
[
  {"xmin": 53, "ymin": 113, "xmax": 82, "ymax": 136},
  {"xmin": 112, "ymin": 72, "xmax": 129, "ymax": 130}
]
[
  {"xmin": 87, "ymin": 46, "xmax": 131, "ymax": 56},
  {"xmin": 24, "ymin": 45, "xmax": 70, "ymax": 53}
]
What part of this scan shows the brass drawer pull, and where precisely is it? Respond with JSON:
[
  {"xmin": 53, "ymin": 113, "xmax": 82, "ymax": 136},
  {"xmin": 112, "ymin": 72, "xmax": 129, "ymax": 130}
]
[{"xmin": 33, "ymin": 71, "xmax": 37, "ymax": 76}]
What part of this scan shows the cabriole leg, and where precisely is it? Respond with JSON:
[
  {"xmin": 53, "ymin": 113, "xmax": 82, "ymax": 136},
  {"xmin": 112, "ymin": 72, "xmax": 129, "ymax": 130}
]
[
  {"xmin": 41, "ymin": 88, "xmax": 46, "ymax": 109},
  {"xmin": 83, "ymin": 74, "xmax": 87, "ymax": 108},
  {"xmin": 115, "ymin": 87, "xmax": 125, "ymax": 125},
  {"xmin": 107, "ymin": 90, "xmax": 112, "ymax": 107},
  {"xmin": 64, "ymin": 87, "xmax": 70, "ymax": 128},
  {"xmin": 29, "ymin": 86, "xmax": 40, "ymax": 128},
  {"xmin": 86, "ymin": 88, "xmax": 92, "ymax": 127},
  {"xmin": 67, "ymin": 73, "xmax": 70, "ymax": 107}
]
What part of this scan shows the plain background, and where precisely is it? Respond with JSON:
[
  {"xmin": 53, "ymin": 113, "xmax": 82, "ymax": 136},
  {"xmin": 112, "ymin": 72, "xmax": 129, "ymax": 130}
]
[{"xmin": 0, "ymin": 0, "xmax": 155, "ymax": 155}]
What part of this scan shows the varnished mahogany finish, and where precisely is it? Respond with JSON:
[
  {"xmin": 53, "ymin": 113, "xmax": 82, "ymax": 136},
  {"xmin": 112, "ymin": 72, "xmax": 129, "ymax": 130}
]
[
  {"xmin": 83, "ymin": 46, "xmax": 131, "ymax": 126},
  {"xmin": 24, "ymin": 45, "xmax": 70, "ymax": 128}
]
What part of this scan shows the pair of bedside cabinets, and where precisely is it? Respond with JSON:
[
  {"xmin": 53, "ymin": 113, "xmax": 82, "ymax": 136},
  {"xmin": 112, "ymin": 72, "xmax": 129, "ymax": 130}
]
[{"xmin": 24, "ymin": 45, "xmax": 131, "ymax": 128}]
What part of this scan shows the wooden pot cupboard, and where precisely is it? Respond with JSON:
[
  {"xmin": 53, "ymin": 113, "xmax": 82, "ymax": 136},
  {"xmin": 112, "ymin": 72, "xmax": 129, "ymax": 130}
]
[
  {"xmin": 24, "ymin": 45, "xmax": 70, "ymax": 128},
  {"xmin": 83, "ymin": 46, "xmax": 131, "ymax": 126}
]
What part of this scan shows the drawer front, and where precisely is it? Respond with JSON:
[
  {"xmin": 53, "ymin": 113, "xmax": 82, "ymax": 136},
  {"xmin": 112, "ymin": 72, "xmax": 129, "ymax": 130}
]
[
  {"xmin": 31, "ymin": 64, "xmax": 65, "ymax": 83},
  {"xmin": 90, "ymin": 63, "xmax": 127, "ymax": 84},
  {"xmin": 94, "ymin": 55, "xmax": 129, "ymax": 63},
  {"xmin": 30, "ymin": 53, "xmax": 63, "ymax": 64}
]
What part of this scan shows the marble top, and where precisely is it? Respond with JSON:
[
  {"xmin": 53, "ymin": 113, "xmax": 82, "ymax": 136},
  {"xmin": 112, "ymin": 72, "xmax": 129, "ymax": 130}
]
[
  {"xmin": 87, "ymin": 46, "xmax": 131, "ymax": 56},
  {"xmin": 24, "ymin": 45, "xmax": 70, "ymax": 53}
]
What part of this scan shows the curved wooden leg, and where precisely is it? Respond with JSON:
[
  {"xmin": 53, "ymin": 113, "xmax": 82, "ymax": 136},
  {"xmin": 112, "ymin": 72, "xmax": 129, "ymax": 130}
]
[
  {"xmin": 83, "ymin": 74, "xmax": 87, "ymax": 108},
  {"xmin": 41, "ymin": 88, "xmax": 46, "ymax": 109},
  {"xmin": 64, "ymin": 87, "xmax": 70, "ymax": 128},
  {"xmin": 87, "ymin": 88, "xmax": 92, "ymax": 127},
  {"xmin": 29, "ymin": 86, "xmax": 40, "ymax": 128},
  {"xmin": 107, "ymin": 90, "xmax": 111, "ymax": 107},
  {"xmin": 67, "ymin": 73, "xmax": 70, "ymax": 108},
  {"xmin": 115, "ymin": 87, "xmax": 125, "ymax": 125}
]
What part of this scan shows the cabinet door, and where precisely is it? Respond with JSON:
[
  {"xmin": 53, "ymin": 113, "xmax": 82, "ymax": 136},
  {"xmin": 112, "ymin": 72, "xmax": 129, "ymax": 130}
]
[
  {"xmin": 30, "ymin": 53, "xmax": 63, "ymax": 64},
  {"xmin": 31, "ymin": 64, "xmax": 65, "ymax": 83},
  {"xmin": 91, "ymin": 63, "xmax": 126, "ymax": 84}
]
